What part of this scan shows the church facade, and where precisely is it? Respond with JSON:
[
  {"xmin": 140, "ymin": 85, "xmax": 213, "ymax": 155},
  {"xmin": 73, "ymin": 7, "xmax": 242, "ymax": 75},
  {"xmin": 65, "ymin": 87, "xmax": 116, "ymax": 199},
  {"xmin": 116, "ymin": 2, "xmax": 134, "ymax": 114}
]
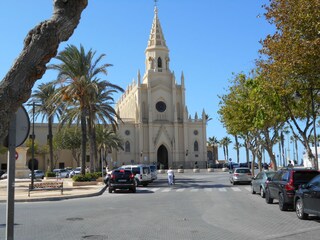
[{"xmin": 113, "ymin": 7, "xmax": 207, "ymax": 169}]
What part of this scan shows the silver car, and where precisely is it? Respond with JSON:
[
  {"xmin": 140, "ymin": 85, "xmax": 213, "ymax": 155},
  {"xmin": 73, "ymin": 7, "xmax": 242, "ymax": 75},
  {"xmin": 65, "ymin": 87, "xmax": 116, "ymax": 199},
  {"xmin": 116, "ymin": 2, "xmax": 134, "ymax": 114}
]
[
  {"xmin": 251, "ymin": 171, "xmax": 275, "ymax": 198},
  {"xmin": 229, "ymin": 167, "xmax": 252, "ymax": 185},
  {"xmin": 53, "ymin": 169, "xmax": 70, "ymax": 178}
]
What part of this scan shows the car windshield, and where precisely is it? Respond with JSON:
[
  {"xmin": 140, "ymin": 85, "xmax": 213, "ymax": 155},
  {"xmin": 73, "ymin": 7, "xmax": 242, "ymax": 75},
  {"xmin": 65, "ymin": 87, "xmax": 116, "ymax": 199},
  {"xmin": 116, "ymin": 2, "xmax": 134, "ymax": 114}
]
[
  {"xmin": 236, "ymin": 169, "xmax": 251, "ymax": 174},
  {"xmin": 150, "ymin": 166, "xmax": 156, "ymax": 171},
  {"xmin": 266, "ymin": 172, "xmax": 275, "ymax": 178},
  {"xmin": 132, "ymin": 167, "xmax": 140, "ymax": 174}
]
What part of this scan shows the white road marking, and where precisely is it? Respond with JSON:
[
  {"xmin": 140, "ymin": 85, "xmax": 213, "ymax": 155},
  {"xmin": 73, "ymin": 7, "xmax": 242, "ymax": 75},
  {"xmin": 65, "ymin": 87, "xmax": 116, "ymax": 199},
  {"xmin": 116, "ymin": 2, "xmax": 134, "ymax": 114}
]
[
  {"xmin": 161, "ymin": 188, "xmax": 172, "ymax": 192},
  {"xmin": 231, "ymin": 187, "xmax": 241, "ymax": 192}
]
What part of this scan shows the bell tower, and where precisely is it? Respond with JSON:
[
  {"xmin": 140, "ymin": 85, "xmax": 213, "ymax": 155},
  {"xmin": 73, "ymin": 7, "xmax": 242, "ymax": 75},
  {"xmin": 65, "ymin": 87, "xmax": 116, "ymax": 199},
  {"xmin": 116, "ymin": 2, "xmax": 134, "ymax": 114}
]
[{"xmin": 145, "ymin": 6, "xmax": 170, "ymax": 74}]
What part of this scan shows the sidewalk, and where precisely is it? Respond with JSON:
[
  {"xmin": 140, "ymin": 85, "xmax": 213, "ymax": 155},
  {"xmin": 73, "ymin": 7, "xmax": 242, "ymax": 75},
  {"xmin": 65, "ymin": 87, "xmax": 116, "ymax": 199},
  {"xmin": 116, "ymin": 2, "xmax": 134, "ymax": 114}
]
[{"xmin": 0, "ymin": 178, "xmax": 107, "ymax": 203}]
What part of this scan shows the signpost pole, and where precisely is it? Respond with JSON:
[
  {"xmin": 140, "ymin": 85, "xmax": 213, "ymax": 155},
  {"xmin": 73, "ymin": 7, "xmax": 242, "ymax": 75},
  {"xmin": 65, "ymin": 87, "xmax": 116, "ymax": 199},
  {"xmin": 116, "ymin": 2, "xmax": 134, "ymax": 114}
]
[{"xmin": 6, "ymin": 112, "xmax": 16, "ymax": 240}]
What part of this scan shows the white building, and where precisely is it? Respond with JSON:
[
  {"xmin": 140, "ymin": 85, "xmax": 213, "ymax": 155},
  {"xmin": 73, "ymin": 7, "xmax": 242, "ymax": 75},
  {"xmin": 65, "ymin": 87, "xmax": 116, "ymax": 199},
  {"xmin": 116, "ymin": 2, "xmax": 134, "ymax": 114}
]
[
  {"xmin": 303, "ymin": 146, "xmax": 320, "ymax": 168},
  {"xmin": 113, "ymin": 6, "xmax": 207, "ymax": 169}
]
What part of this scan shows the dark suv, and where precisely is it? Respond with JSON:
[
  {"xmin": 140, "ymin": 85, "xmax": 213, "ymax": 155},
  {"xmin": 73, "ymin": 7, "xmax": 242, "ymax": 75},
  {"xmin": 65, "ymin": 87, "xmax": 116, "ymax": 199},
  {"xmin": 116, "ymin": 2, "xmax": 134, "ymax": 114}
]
[
  {"xmin": 108, "ymin": 169, "xmax": 136, "ymax": 193},
  {"xmin": 265, "ymin": 168, "xmax": 320, "ymax": 211}
]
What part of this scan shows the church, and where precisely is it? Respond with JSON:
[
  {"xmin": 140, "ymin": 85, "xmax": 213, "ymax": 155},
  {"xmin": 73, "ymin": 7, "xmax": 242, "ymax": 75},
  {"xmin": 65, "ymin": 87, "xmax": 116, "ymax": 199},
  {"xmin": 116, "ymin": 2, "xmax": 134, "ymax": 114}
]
[{"xmin": 112, "ymin": 6, "xmax": 207, "ymax": 169}]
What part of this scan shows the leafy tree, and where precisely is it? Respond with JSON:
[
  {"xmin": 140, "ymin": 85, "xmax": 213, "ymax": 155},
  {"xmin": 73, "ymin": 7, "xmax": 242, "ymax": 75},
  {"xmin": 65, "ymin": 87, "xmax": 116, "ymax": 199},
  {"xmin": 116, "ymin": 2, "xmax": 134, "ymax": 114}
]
[
  {"xmin": 258, "ymin": 0, "xmax": 320, "ymax": 168},
  {"xmin": 53, "ymin": 127, "xmax": 82, "ymax": 167},
  {"xmin": 0, "ymin": 0, "xmax": 87, "ymax": 143}
]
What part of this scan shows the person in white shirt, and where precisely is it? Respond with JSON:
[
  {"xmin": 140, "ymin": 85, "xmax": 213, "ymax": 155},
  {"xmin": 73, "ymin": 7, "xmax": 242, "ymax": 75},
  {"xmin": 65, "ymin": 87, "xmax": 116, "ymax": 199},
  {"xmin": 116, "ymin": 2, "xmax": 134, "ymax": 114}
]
[{"xmin": 167, "ymin": 167, "xmax": 175, "ymax": 185}]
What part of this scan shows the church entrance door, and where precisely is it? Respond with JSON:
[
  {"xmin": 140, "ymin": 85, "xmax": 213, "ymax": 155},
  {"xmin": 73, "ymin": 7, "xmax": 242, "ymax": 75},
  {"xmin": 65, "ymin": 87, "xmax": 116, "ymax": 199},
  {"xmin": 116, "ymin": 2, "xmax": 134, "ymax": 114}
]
[{"xmin": 157, "ymin": 145, "xmax": 168, "ymax": 169}]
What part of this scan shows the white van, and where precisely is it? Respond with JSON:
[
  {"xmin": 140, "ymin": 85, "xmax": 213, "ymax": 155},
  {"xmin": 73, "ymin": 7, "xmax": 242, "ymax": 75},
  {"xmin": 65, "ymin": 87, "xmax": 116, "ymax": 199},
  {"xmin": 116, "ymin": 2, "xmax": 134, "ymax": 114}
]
[{"xmin": 120, "ymin": 164, "xmax": 152, "ymax": 186}]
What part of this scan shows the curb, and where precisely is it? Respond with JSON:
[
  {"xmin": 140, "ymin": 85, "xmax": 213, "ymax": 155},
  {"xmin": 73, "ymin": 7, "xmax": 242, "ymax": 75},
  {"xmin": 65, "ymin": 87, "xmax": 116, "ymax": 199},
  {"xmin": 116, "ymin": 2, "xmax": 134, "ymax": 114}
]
[{"xmin": 0, "ymin": 185, "xmax": 107, "ymax": 203}]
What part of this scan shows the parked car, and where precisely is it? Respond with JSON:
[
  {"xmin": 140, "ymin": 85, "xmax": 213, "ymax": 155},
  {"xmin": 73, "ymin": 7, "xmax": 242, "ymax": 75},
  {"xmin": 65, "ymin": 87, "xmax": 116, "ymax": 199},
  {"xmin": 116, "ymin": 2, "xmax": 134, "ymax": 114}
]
[
  {"xmin": 73, "ymin": 167, "xmax": 82, "ymax": 175},
  {"xmin": 229, "ymin": 167, "xmax": 252, "ymax": 185},
  {"xmin": 29, "ymin": 170, "xmax": 45, "ymax": 179},
  {"xmin": 53, "ymin": 168, "xmax": 70, "ymax": 178},
  {"xmin": 108, "ymin": 169, "xmax": 136, "ymax": 193},
  {"xmin": 265, "ymin": 167, "xmax": 320, "ymax": 211},
  {"xmin": 0, "ymin": 170, "xmax": 5, "ymax": 178},
  {"xmin": 119, "ymin": 164, "xmax": 152, "ymax": 186},
  {"xmin": 149, "ymin": 165, "xmax": 157, "ymax": 181},
  {"xmin": 251, "ymin": 171, "xmax": 276, "ymax": 198},
  {"xmin": 294, "ymin": 174, "xmax": 320, "ymax": 220},
  {"xmin": 0, "ymin": 171, "xmax": 7, "ymax": 179}
]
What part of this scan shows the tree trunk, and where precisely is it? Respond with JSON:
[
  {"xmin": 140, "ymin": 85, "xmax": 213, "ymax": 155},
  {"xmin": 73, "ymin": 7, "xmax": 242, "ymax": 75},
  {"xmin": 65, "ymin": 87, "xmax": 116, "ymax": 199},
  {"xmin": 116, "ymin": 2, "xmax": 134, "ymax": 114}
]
[
  {"xmin": 0, "ymin": 0, "xmax": 88, "ymax": 143},
  {"xmin": 48, "ymin": 115, "xmax": 54, "ymax": 171},
  {"xmin": 80, "ymin": 110, "xmax": 87, "ymax": 175},
  {"xmin": 235, "ymin": 135, "xmax": 240, "ymax": 163}
]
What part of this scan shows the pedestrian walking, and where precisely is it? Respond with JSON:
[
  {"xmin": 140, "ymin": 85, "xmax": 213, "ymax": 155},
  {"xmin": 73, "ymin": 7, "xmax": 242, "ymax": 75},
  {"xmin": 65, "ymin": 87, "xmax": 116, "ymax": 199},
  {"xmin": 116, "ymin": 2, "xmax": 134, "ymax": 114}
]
[
  {"xmin": 287, "ymin": 160, "xmax": 293, "ymax": 168},
  {"xmin": 167, "ymin": 167, "xmax": 175, "ymax": 185}
]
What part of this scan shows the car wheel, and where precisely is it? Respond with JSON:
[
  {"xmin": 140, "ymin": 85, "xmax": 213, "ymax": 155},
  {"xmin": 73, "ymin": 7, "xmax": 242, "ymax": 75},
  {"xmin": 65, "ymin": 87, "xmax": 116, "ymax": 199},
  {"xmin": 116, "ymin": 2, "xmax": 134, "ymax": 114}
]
[
  {"xmin": 108, "ymin": 187, "xmax": 113, "ymax": 193},
  {"xmin": 260, "ymin": 187, "xmax": 265, "ymax": 198},
  {"xmin": 296, "ymin": 198, "xmax": 308, "ymax": 220},
  {"xmin": 131, "ymin": 187, "xmax": 136, "ymax": 193},
  {"xmin": 251, "ymin": 185, "xmax": 256, "ymax": 194},
  {"xmin": 265, "ymin": 188, "xmax": 273, "ymax": 204},
  {"xmin": 232, "ymin": 181, "xmax": 236, "ymax": 185},
  {"xmin": 279, "ymin": 193, "xmax": 288, "ymax": 211}
]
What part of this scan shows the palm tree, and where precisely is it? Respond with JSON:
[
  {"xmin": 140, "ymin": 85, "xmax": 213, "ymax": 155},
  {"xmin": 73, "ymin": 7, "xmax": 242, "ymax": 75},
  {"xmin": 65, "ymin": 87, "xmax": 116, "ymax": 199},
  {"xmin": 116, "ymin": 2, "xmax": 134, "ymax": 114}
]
[
  {"xmin": 207, "ymin": 136, "xmax": 219, "ymax": 161},
  {"xmin": 234, "ymin": 135, "xmax": 240, "ymax": 163},
  {"xmin": 96, "ymin": 125, "xmax": 124, "ymax": 169},
  {"xmin": 49, "ymin": 44, "xmax": 115, "ymax": 175},
  {"xmin": 220, "ymin": 136, "xmax": 232, "ymax": 161},
  {"xmin": 28, "ymin": 83, "xmax": 60, "ymax": 171},
  {"xmin": 87, "ymin": 81, "xmax": 123, "ymax": 171}
]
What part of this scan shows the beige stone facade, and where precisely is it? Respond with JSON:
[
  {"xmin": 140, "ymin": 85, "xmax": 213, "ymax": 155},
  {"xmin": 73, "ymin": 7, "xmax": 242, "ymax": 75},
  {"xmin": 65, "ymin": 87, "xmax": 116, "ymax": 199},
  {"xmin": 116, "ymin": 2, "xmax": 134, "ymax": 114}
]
[{"xmin": 112, "ymin": 7, "xmax": 207, "ymax": 169}]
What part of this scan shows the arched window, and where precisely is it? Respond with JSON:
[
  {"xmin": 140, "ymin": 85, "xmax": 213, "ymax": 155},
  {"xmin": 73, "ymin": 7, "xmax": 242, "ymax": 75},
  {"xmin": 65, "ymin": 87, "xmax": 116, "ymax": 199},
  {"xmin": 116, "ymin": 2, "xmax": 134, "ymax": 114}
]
[
  {"xmin": 194, "ymin": 141, "xmax": 199, "ymax": 152},
  {"xmin": 157, "ymin": 57, "xmax": 162, "ymax": 68},
  {"xmin": 125, "ymin": 141, "xmax": 130, "ymax": 152}
]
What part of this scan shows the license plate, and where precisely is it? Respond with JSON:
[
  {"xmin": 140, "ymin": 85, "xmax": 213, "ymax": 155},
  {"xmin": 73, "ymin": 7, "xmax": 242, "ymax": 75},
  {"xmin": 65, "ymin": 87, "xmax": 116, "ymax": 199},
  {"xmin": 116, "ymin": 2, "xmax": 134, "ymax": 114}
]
[{"xmin": 118, "ymin": 179, "xmax": 127, "ymax": 182}]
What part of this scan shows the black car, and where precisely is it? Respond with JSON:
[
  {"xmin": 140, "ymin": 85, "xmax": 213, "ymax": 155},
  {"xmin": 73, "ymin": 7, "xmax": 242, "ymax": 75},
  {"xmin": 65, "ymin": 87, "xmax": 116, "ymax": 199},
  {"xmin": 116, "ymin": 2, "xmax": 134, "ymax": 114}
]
[
  {"xmin": 294, "ymin": 174, "xmax": 320, "ymax": 220},
  {"xmin": 108, "ymin": 169, "xmax": 136, "ymax": 193},
  {"xmin": 265, "ymin": 167, "xmax": 320, "ymax": 211}
]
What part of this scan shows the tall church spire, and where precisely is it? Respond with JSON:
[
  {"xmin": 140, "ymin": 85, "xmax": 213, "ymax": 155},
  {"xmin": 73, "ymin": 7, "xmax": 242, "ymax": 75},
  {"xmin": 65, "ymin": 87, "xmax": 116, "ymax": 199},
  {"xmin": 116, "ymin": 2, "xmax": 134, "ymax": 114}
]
[
  {"xmin": 145, "ymin": 4, "xmax": 170, "ymax": 73},
  {"xmin": 146, "ymin": 6, "xmax": 168, "ymax": 50}
]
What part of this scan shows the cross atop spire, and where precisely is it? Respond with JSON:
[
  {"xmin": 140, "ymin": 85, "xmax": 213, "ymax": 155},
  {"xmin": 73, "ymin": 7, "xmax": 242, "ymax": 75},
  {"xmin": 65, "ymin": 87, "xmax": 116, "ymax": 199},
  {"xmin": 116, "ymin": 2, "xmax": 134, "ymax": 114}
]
[{"xmin": 146, "ymin": 2, "xmax": 167, "ymax": 50}]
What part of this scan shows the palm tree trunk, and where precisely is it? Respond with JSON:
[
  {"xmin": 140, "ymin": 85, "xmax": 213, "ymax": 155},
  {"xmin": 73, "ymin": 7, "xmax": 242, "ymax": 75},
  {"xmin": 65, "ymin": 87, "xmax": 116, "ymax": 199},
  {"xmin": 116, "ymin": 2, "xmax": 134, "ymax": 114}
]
[
  {"xmin": 48, "ymin": 115, "xmax": 54, "ymax": 172},
  {"xmin": 81, "ymin": 110, "xmax": 87, "ymax": 175},
  {"xmin": 92, "ymin": 124, "xmax": 98, "ymax": 172},
  {"xmin": 87, "ymin": 115, "xmax": 94, "ymax": 173}
]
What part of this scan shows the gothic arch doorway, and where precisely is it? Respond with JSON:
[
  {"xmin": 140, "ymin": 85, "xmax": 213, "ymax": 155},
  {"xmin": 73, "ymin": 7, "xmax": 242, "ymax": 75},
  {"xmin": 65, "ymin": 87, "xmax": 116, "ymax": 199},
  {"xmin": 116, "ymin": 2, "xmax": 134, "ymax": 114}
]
[
  {"xmin": 28, "ymin": 158, "xmax": 39, "ymax": 170},
  {"xmin": 157, "ymin": 145, "xmax": 168, "ymax": 169}
]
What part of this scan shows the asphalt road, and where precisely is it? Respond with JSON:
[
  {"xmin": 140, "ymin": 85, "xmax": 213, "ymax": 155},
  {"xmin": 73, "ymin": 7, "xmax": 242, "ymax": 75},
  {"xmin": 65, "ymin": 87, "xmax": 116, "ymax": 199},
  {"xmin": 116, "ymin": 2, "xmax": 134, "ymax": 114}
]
[{"xmin": 0, "ymin": 172, "xmax": 320, "ymax": 240}]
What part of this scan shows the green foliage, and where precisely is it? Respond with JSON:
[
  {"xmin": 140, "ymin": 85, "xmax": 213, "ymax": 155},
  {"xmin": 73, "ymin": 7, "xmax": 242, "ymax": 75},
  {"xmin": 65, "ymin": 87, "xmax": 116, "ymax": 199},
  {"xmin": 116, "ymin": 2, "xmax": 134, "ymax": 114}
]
[
  {"xmin": 54, "ymin": 127, "xmax": 82, "ymax": 151},
  {"xmin": 45, "ymin": 172, "xmax": 56, "ymax": 177},
  {"xmin": 72, "ymin": 172, "xmax": 100, "ymax": 182}
]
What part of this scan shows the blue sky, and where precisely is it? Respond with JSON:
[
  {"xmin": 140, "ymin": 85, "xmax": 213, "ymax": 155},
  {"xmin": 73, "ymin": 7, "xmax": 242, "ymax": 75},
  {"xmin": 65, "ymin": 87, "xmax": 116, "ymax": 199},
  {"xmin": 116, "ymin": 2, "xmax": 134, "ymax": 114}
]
[{"xmin": 0, "ymin": 0, "xmax": 277, "ymax": 163}]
